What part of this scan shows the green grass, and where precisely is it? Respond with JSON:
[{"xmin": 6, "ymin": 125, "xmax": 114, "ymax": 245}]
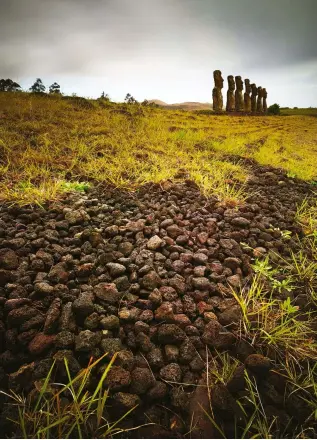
[
  {"xmin": 231, "ymin": 209, "xmax": 317, "ymax": 360},
  {"xmin": 202, "ymin": 352, "xmax": 317, "ymax": 439},
  {"xmin": 1, "ymin": 92, "xmax": 317, "ymax": 205},
  {"xmin": 295, "ymin": 196, "xmax": 317, "ymax": 236},
  {"xmin": 280, "ymin": 107, "xmax": 317, "ymax": 117},
  {"xmin": 0, "ymin": 354, "xmax": 141, "ymax": 439}
]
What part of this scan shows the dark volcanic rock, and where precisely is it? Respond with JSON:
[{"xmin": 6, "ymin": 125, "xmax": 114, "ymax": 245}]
[
  {"xmin": 113, "ymin": 392, "xmax": 140, "ymax": 413},
  {"xmin": 72, "ymin": 293, "xmax": 94, "ymax": 318},
  {"xmin": 159, "ymin": 363, "xmax": 182, "ymax": 382},
  {"xmin": 0, "ymin": 249, "xmax": 19, "ymax": 270},
  {"xmin": 44, "ymin": 298, "xmax": 61, "ymax": 334},
  {"xmin": 7, "ymin": 306, "xmax": 38, "ymax": 327},
  {"xmin": 245, "ymin": 354, "xmax": 271, "ymax": 376},
  {"xmin": 0, "ymin": 269, "xmax": 13, "ymax": 286},
  {"xmin": 104, "ymin": 366, "xmax": 131, "ymax": 391},
  {"xmin": 106, "ymin": 262, "xmax": 126, "ymax": 277},
  {"xmin": 75, "ymin": 330, "xmax": 101, "ymax": 352},
  {"xmin": 8, "ymin": 362, "xmax": 35, "ymax": 393},
  {"xmin": 166, "ymin": 225, "xmax": 183, "ymax": 238},
  {"xmin": 130, "ymin": 367, "xmax": 155, "ymax": 394},
  {"xmin": 28, "ymin": 333, "xmax": 56, "ymax": 355},
  {"xmin": 34, "ymin": 282, "xmax": 54, "ymax": 297},
  {"xmin": 157, "ymin": 324, "xmax": 186, "ymax": 344},
  {"xmin": 142, "ymin": 271, "xmax": 162, "ymax": 290},
  {"xmin": 55, "ymin": 331, "xmax": 75, "ymax": 349},
  {"xmin": 202, "ymin": 319, "xmax": 235, "ymax": 349},
  {"xmin": 100, "ymin": 338, "xmax": 123, "ymax": 357},
  {"xmin": 48, "ymin": 262, "xmax": 69, "ymax": 284},
  {"xmin": 210, "ymin": 383, "xmax": 241, "ymax": 418},
  {"xmin": 100, "ymin": 315, "xmax": 120, "ymax": 329},
  {"xmin": 218, "ymin": 304, "xmax": 242, "ymax": 327},
  {"xmin": 0, "ymin": 163, "xmax": 314, "ymax": 439},
  {"xmin": 147, "ymin": 381, "xmax": 168, "ymax": 401},
  {"xmin": 94, "ymin": 283, "xmax": 122, "ymax": 303},
  {"xmin": 147, "ymin": 348, "xmax": 165, "ymax": 370}
]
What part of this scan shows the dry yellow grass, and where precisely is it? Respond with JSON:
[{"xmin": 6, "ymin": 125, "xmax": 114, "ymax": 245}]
[{"xmin": 0, "ymin": 92, "xmax": 316, "ymax": 205}]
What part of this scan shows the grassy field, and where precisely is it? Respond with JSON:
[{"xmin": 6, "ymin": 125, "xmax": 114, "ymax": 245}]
[
  {"xmin": 280, "ymin": 107, "xmax": 317, "ymax": 117},
  {"xmin": 0, "ymin": 92, "xmax": 316, "ymax": 205},
  {"xmin": 1, "ymin": 92, "xmax": 317, "ymax": 438}
]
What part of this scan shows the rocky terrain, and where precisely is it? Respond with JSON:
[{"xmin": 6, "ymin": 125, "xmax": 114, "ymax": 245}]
[{"xmin": 0, "ymin": 162, "xmax": 315, "ymax": 438}]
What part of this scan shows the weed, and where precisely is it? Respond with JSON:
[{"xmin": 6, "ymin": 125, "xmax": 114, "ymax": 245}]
[
  {"xmin": 295, "ymin": 197, "xmax": 317, "ymax": 235},
  {"xmin": 251, "ymin": 256, "xmax": 277, "ymax": 279},
  {"xmin": 231, "ymin": 272, "xmax": 317, "ymax": 360},
  {"xmin": 201, "ymin": 353, "xmax": 317, "ymax": 439},
  {"xmin": 61, "ymin": 181, "xmax": 91, "ymax": 193},
  {"xmin": 0, "ymin": 354, "xmax": 142, "ymax": 438},
  {"xmin": 269, "ymin": 227, "xmax": 292, "ymax": 240},
  {"xmin": 272, "ymin": 277, "xmax": 294, "ymax": 293},
  {"xmin": 207, "ymin": 351, "xmax": 241, "ymax": 386}
]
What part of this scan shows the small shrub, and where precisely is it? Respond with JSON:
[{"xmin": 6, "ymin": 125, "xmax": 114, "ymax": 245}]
[
  {"xmin": 62, "ymin": 95, "xmax": 95, "ymax": 109},
  {"xmin": 268, "ymin": 103, "xmax": 280, "ymax": 115}
]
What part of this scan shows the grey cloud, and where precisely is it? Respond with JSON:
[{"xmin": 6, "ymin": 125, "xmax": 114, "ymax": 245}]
[{"xmin": 0, "ymin": 0, "xmax": 316, "ymax": 106}]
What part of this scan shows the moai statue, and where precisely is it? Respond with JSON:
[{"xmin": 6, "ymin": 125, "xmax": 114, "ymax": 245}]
[
  {"xmin": 212, "ymin": 70, "xmax": 224, "ymax": 112},
  {"xmin": 234, "ymin": 76, "xmax": 244, "ymax": 111},
  {"xmin": 251, "ymin": 83, "xmax": 257, "ymax": 113},
  {"xmin": 244, "ymin": 79, "xmax": 251, "ymax": 113},
  {"xmin": 226, "ymin": 75, "xmax": 235, "ymax": 111},
  {"xmin": 263, "ymin": 88, "xmax": 268, "ymax": 113},
  {"xmin": 257, "ymin": 86, "xmax": 263, "ymax": 113}
]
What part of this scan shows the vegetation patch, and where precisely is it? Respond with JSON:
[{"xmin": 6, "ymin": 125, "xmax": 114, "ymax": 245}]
[
  {"xmin": 0, "ymin": 92, "xmax": 316, "ymax": 205},
  {"xmin": 0, "ymin": 91, "xmax": 317, "ymax": 439}
]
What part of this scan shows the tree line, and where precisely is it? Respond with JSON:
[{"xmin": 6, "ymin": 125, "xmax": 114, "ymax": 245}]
[
  {"xmin": 0, "ymin": 77, "xmax": 158, "ymax": 106},
  {"xmin": 0, "ymin": 78, "xmax": 61, "ymax": 94}
]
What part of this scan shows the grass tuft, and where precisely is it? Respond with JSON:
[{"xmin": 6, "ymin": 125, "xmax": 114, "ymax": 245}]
[{"xmin": 0, "ymin": 354, "xmax": 141, "ymax": 439}]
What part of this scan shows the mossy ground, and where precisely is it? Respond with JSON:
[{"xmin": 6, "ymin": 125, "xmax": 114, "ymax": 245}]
[{"xmin": 0, "ymin": 92, "xmax": 316, "ymax": 205}]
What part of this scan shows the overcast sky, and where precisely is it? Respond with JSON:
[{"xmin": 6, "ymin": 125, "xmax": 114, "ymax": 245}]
[{"xmin": 1, "ymin": 0, "xmax": 317, "ymax": 106}]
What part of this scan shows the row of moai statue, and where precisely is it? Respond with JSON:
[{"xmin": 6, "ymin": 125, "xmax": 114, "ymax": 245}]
[{"xmin": 212, "ymin": 70, "xmax": 267, "ymax": 113}]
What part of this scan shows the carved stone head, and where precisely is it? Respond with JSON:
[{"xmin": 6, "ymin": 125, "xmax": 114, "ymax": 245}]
[
  {"xmin": 235, "ymin": 76, "xmax": 243, "ymax": 91},
  {"xmin": 251, "ymin": 83, "xmax": 257, "ymax": 95},
  {"xmin": 257, "ymin": 86, "xmax": 263, "ymax": 97},
  {"xmin": 245, "ymin": 79, "xmax": 251, "ymax": 94},
  {"xmin": 214, "ymin": 70, "xmax": 224, "ymax": 89},
  {"xmin": 227, "ymin": 75, "xmax": 235, "ymax": 91},
  {"xmin": 262, "ymin": 88, "xmax": 267, "ymax": 98}
]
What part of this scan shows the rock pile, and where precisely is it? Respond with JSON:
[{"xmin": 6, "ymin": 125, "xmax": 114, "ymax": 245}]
[{"xmin": 0, "ymin": 163, "xmax": 314, "ymax": 437}]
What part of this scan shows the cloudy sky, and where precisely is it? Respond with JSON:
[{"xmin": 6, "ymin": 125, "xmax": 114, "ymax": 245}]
[{"xmin": 1, "ymin": 0, "xmax": 317, "ymax": 106}]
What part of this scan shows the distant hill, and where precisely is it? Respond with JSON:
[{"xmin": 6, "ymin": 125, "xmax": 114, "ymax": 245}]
[
  {"xmin": 148, "ymin": 99, "xmax": 168, "ymax": 106},
  {"xmin": 148, "ymin": 99, "xmax": 213, "ymax": 111}
]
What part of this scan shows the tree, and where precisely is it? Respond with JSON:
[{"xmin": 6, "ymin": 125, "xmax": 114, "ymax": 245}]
[
  {"xmin": 268, "ymin": 103, "xmax": 280, "ymax": 115},
  {"xmin": 0, "ymin": 78, "xmax": 21, "ymax": 92},
  {"xmin": 49, "ymin": 82, "xmax": 61, "ymax": 94},
  {"xmin": 100, "ymin": 91, "xmax": 110, "ymax": 101},
  {"xmin": 29, "ymin": 78, "xmax": 46, "ymax": 93},
  {"xmin": 124, "ymin": 93, "xmax": 138, "ymax": 104},
  {"xmin": 124, "ymin": 93, "xmax": 131, "ymax": 103}
]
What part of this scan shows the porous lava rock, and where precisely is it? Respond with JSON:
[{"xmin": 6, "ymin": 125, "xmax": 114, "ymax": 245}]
[{"xmin": 0, "ymin": 162, "xmax": 315, "ymax": 438}]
